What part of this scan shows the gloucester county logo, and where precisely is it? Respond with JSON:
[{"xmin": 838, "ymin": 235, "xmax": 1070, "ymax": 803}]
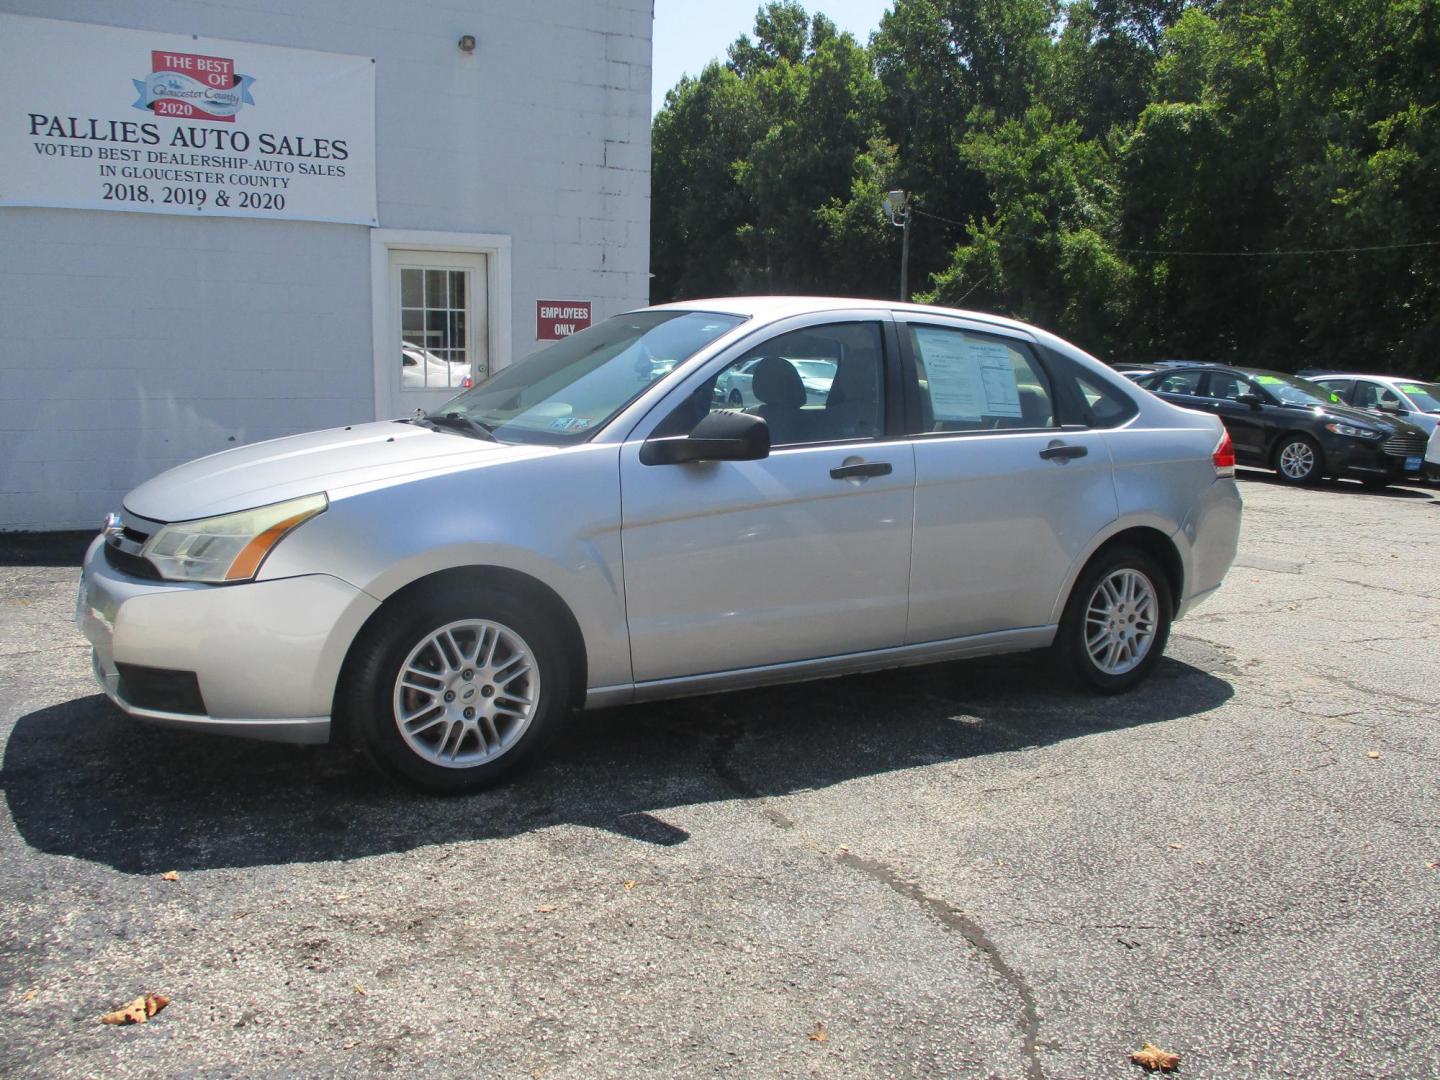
[{"xmin": 133, "ymin": 49, "xmax": 256, "ymax": 122}]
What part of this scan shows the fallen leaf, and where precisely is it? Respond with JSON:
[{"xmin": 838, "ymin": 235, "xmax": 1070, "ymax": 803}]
[
  {"xmin": 23, "ymin": 988, "xmax": 37, "ymax": 1002},
  {"xmin": 335, "ymin": 893, "xmax": 351, "ymax": 902},
  {"xmin": 1167, "ymin": 843, "xmax": 1183, "ymax": 850},
  {"xmin": 1426, "ymin": 861, "xmax": 1438, "ymax": 870},
  {"xmin": 808, "ymin": 1022, "xmax": 828, "ymax": 1043},
  {"xmin": 160, "ymin": 870, "xmax": 179, "ymax": 882},
  {"xmin": 354, "ymin": 984, "xmax": 367, "ymax": 996},
  {"xmin": 537, "ymin": 904, "xmax": 556, "ymax": 913},
  {"xmin": 1366, "ymin": 751, "xmax": 1380, "ymax": 760},
  {"xmin": 101, "ymin": 993, "xmax": 170, "ymax": 1025},
  {"xmin": 1130, "ymin": 1043, "xmax": 1180, "ymax": 1072},
  {"xmin": 622, "ymin": 880, "xmax": 638, "ymax": 891}
]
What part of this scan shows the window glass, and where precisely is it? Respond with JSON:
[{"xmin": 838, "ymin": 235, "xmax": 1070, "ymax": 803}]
[
  {"xmin": 1147, "ymin": 369, "xmax": 1206, "ymax": 396},
  {"xmin": 400, "ymin": 266, "xmax": 472, "ymax": 390},
  {"xmin": 1072, "ymin": 371, "xmax": 1138, "ymax": 427},
  {"xmin": 1206, "ymin": 373, "xmax": 1250, "ymax": 401},
  {"xmin": 439, "ymin": 311, "xmax": 744, "ymax": 446},
  {"xmin": 1313, "ymin": 378, "xmax": 1352, "ymax": 400},
  {"xmin": 1397, "ymin": 382, "xmax": 1440, "ymax": 413},
  {"xmin": 661, "ymin": 323, "xmax": 883, "ymax": 447},
  {"xmin": 1354, "ymin": 381, "xmax": 1404, "ymax": 410},
  {"xmin": 907, "ymin": 326, "xmax": 1055, "ymax": 432}
]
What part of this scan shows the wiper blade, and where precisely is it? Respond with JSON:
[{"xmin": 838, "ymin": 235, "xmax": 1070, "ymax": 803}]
[{"xmin": 424, "ymin": 412, "xmax": 498, "ymax": 441}]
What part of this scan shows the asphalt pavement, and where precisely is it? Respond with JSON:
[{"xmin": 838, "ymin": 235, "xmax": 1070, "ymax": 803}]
[{"xmin": 1, "ymin": 471, "xmax": 1436, "ymax": 1079}]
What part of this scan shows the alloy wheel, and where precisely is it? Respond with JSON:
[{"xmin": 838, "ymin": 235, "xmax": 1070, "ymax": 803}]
[
  {"xmin": 1278, "ymin": 440, "xmax": 1316, "ymax": 480},
  {"xmin": 391, "ymin": 619, "xmax": 540, "ymax": 768},
  {"xmin": 1084, "ymin": 569, "xmax": 1159, "ymax": 676}
]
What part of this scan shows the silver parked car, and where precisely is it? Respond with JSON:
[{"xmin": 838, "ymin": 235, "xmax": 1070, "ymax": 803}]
[{"xmin": 77, "ymin": 298, "xmax": 1242, "ymax": 792}]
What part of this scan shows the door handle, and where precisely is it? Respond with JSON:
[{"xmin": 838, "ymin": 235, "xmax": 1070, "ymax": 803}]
[
  {"xmin": 830, "ymin": 461, "xmax": 892, "ymax": 480},
  {"xmin": 1038, "ymin": 442, "xmax": 1088, "ymax": 462}
]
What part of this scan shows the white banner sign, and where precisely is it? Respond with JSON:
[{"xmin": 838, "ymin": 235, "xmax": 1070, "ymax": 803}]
[{"xmin": 0, "ymin": 14, "xmax": 376, "ymax": 225}]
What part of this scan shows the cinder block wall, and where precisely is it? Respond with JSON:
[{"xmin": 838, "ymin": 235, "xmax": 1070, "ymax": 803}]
[{"xmin": 0, "ymin": 0, "xmax": 652, "ymax": 529}]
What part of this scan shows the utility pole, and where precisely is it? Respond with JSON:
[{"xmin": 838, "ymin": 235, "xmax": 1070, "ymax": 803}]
[{"xmin": 884, "ymin": 190, "xmax": 912, "ymax": 302}]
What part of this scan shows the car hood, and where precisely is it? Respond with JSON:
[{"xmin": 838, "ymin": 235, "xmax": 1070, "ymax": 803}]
[
  {"xmin": 1284, "ymin": 401, "xmax": 1420, "ymax": 432},
  {"xmin": 125, "ymin": 421, "xmax": 548, "ymax": 522}
]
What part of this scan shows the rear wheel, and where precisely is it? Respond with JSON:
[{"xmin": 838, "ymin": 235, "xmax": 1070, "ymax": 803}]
[
  {"xmin": 339, "ymin": 582, "xmax": 570, "ymax": 793},
  {"xmin": 1056, "ymin": 546, "xmax": 1172, "ymax": 693},
  {"xmin": 1274, "ymin": 435, "xmax": 1322, "ymax": 485}
]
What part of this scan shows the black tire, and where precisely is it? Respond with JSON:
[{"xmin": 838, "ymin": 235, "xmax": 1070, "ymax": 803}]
[
  {"xmin": 337, "ymin": 580, "xmax": 571, "ymax": 793},
  {"xmin": 1272, "ymin": 434, "xmax": 1323, "ymax": 485},
  {"xmin": 1055, "ymin": 545, "xmax": 1173, "ymax": 693}
]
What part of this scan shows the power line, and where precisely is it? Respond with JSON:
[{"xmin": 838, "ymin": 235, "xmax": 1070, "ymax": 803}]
[{"xmin": 909, "ymin": 206, "xmax": 1440, "ymax": 257}]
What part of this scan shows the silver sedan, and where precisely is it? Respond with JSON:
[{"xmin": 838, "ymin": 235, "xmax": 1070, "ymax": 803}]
[{"xmin": 77, "ymin": 298, "xmax": 1242, "ymax": 791}]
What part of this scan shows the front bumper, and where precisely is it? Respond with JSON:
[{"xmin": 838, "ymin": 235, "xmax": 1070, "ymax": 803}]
[
  {"xmin": 77, "ymin": 536, "xmax": 379, "ymax": 743},
  {"xmin": 1321, "ymin": 435, "xmax": 1424, "ymax": 481}
]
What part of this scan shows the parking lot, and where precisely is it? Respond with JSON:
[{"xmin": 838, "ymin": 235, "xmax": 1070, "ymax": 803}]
[{"xmin": 1, "ymin": 471, "xmax": 1436, "ymax": 1079}]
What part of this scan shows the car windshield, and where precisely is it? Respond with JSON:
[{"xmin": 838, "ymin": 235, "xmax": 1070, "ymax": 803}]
[
  {"xmin": 428, "ymin": 311, "xmax": 745, "ymax": 445},
  {"xmin": 1398, "ymin": 382, "xmax": 1440, "ymax": 413},
  {"xmin": 1252, "ymin": 373, "xmax": 1338, "ymax": 406}
]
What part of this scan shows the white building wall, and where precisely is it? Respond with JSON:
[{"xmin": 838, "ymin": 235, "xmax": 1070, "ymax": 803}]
[{"xmin": 0, "ymin": 0, "xmax": 652, "ymax": 530}]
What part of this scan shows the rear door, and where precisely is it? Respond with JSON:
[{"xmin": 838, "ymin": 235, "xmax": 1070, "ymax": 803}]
[{"xmin": 898, "ymin": 318, "xmax": 1117, "ymax": 642}]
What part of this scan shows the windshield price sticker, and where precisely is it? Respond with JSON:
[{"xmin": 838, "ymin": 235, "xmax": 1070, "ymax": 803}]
[
  {"xmin": 0, "ymin": 14, "xmax": 376, "ymax": 225},
  {"xmin": 914, "ymin": 328, "xmax": 1023, "ymax": 420}
]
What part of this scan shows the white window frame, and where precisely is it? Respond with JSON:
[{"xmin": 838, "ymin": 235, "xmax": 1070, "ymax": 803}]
[{"xmin": 370, "ymin": 229, "xmax": 512, "ymax": 421}]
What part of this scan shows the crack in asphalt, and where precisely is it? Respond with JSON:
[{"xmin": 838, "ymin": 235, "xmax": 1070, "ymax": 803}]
[
  {"xmin": 709, "ymin": 718, "xmax": 1046, "ymax": 1080},
  {"xmin": 836, "ymin": 850, "xmax": 1045, "ymax": 1080}
]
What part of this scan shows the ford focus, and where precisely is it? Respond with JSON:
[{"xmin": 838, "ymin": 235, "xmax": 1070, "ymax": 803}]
[{"xmin": 77, "ymin": 298, "xmax": 1242, "ymax": 791}]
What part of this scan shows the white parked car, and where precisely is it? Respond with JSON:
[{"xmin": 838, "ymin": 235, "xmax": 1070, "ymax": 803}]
[
  {"xmin": 401, "ymin": 345, "xmax": 472, "ymax": 390},
  {"xmin": 77, "ymin": 298, "xmax": 1242, "ymax": 792}
]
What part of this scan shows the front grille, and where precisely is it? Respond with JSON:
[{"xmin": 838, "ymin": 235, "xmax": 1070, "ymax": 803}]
[
  {"xmin": 1382, "ymin": 432, "xmax": 1427, "ymax": 458},
  {"xmin": 102, "ymin": 516, "xmax": 162, "ymax": 579},
  {"xmin": 114, "ymin": 662, "xmax": 206, "ymax": 715}
]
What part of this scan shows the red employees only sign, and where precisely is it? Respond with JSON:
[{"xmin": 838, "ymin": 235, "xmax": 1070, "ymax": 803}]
[{"xmin": 536, "ymin": 300, "xmax": 592, "ymax": 341}]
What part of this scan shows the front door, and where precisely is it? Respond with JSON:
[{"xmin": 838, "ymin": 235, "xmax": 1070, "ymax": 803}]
[
  {"xmin": 381, "ymin": 249, "xmax": 488, "ymax": 418},
  {"xmin": 1202, "ymin": 370, "xmax": 1271, "ymax": 461},
  {"xmin": 619, "ymin": 318, "xmax": 916, "ymax": 683}
]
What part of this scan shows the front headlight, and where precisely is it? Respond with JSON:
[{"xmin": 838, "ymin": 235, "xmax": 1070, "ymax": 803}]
[
  {"xmin": 1325, "ymin": 422, "xmax": 1382, "ymax": 439},
  {"xmin": 141, "ymin": 493, "xmax": 328, "ymax": 583}
]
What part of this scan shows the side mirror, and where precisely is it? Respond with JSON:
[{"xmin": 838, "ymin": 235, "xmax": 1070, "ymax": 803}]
[
  {"xmin": 640, "ymin": 410, "xmax": 770, "ymax": 466},
  {"xmin": 1236, "ymin": 393, "xmax": 1264, "ymax": 409}
]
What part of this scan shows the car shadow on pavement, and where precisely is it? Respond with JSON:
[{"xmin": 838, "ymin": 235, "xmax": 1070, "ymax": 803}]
[
  {"xmin": 1236, "ymin": 468, "xmax": 1435, "ymax": 499},
  {"xmin": 1, "ymin": 645, "xmax": 1233, "ymax": 875}
]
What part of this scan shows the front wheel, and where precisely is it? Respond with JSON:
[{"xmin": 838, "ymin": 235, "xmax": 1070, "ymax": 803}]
[
  {"xmin": 339, "ymin": 582, "xmax": 571, "ymax": 793},
  {"xmin": 1055, "ymin": 546, "xmax": 1173, "ymax": 693},
  {"xmin": 1274, "ymin": 435, "xmax": 1322, "ymax": 485}
]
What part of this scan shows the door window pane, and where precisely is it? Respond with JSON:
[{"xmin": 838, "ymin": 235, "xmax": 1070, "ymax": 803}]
[
  {"xmin": 907, "ymin": 326, "xmax": 1055, "ymax": 432},
  {"xmin": 1206, "ymin": 373, "xmax": 1250, "ymax": 401},
  {"xmin": 1149, "ymin": 369, "xmax": 1206, "ymax": 396},
  {"xmin": 400, "ymin": 266, "xmax": 472, "ymax": 390},
  {"xmin": 663, "ymin": 323, "xmax": 884, "ymax": 446}
]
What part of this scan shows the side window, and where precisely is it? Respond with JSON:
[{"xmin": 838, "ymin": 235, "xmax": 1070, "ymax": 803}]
[
  {"xmin": 906, "ymin": 325, "xmax": 1055, "ymax": 432},
  {"xmin": 655, "ymin": 322, "xmax": 884, "ymax": 447},
  {"xmin": 1314, "ymin": 378, "xmax": 1352, "ymax": 402},
  {"xmin": 1150, "ymin": 369, "xmax": 1206, "ymax": 396},
  {"xmin": 1353, "ymin": 382, "xmax": 1384, "ymax": 408},
  {"xmin": 1070, "ymin": 370, "xmax": 1139, "ymax": 427},
  {"xmin": 1206, "ymin": 373, "xmax": 1250, "ymax": 401}
]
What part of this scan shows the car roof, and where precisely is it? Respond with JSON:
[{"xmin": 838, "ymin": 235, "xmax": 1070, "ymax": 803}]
[{"xmin": 644, "ymin": 295, "xmax": 1039, "ymax": 336}]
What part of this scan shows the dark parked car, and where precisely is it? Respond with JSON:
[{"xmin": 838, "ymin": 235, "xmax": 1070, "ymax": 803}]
[{"xmin": 1133, "ymin": 365, "xmax": 1429, "ymax": 488}]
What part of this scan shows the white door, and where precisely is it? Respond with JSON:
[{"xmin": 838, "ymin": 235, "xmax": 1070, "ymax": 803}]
[{"xmin": 382, "ymin": 249, "xmax": 488, "ymax": 418}]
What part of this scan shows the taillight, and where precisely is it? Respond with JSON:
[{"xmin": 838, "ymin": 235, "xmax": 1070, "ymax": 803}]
[{"xmin": 1213, "ymin": 429, "xmax": 1236, "ymax": 477}]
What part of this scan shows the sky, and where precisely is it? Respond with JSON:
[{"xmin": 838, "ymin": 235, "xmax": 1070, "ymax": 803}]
[{"xmin": 651, "ymin": 0, "xmax": 893, "ymax": 114}]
